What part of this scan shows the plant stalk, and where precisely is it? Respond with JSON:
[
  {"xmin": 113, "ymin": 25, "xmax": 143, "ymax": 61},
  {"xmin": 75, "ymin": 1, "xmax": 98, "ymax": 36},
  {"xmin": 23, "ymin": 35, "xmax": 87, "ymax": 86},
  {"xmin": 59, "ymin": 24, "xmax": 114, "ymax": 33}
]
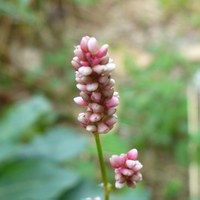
[{"xmin": 94, "ymin": 133, "xmax": 109, "ymax": 200}]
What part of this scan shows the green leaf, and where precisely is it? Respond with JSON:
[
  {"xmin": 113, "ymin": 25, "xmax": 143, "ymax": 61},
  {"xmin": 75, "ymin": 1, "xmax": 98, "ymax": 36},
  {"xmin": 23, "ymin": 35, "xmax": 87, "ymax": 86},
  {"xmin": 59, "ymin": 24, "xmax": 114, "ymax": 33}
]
[
  {"xmin": 0, "ymin": 96, "xmax": 52, "ymax": 143},
  {"xmin": 0, "ymin": 160, "xmax": 80, "ymax": 200},
  {"xmin": 61, "ymin": 179, "xmax": 151, "ymax": 200},
  {"xmin": 0, "ymin": 144, "xmax": 21, "ymax": 163},
  {"xmin": 22, "ymin": 127, "xmax": 88, "ymax": 162},
  {"xmin": 110, "ymin": 185, "xmax": 152, "ymax": 200},
  {"xmin": 60, "ymin": 179, "xmax": 103, "ymax": 200},
  {"xmin": 72, "ymin": 157, "xmax": 96, "ymax": 178}
]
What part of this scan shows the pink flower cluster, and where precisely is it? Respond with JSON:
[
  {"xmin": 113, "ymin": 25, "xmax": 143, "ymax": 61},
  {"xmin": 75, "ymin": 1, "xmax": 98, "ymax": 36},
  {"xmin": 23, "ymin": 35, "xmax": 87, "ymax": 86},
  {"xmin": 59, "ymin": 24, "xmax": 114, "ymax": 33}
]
[
  {"xmin": 72, "ymin": 36, "xmax": 119, "ymax": 134},
  {"xmin": 110, "ymin": 149, "xmax": 143, "ymax": 189}
]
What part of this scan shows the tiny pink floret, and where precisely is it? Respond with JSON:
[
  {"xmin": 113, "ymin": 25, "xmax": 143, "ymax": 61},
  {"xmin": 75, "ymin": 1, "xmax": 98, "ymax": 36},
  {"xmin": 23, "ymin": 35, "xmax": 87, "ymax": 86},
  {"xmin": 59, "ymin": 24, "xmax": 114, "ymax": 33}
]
[
  {"xmin": 97, "ymin": 44, "xmax": 109, "ymax": 58},
  {"xmin": 88, "ymin": 37, "xmax": 99, "ymax": 55},
  {"xmin": 73, "ymin": 97, "xmax": 88, "ymax": 106},
  {"xmin": 97, "ymin": 122, "xmax": 109, "ymax": 134},
  {"xmin": 106, "ymin": 96, "xmax": 119, "ymax": 108},
  {"xmin": 127, "ymin": 149, "xmax": 138, "ymax": 160},
  {"xmin": 80, "ymin": 36, "xmax": 89, "ymax": 52}
]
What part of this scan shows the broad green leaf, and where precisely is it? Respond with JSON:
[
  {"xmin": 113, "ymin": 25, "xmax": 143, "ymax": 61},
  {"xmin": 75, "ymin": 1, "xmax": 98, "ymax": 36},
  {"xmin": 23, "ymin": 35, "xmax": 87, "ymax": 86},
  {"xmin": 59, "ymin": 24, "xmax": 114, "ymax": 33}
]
[
  {"xmin": 110, "ymin": 185, "xmax": 151, "ymax": 200},
  {"xmin": 0, "ymin": 96, "xmax": 52, "ymax": 143},
  {"xmin": 72, "ymin": 157, "xmax": 96, "ymax": 178},
  {"xmin": 60, "ymin": 179, "xmax": 103, "ymax": 200},
  {"xmin": 0, "ymin": 160, "xmax": 80, "ymax": 200},
  {"xmin": 61, "ymin": 179, "xmax": 151, "ymax": 200},
  {"xmin": 0, "ymin": 144, "xmax": 21, "ymax": 163},
  {"xmin": 22, "ymin": 127, "xmax": 88, "ymax": 162}
]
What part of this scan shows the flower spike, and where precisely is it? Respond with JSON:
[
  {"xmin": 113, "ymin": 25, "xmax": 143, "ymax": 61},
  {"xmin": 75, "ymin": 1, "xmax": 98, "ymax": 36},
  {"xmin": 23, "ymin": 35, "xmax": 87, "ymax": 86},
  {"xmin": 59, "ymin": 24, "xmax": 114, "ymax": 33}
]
[{"xmin": 72, "ymin": 36, "xmax": 119, "ymax": 134}]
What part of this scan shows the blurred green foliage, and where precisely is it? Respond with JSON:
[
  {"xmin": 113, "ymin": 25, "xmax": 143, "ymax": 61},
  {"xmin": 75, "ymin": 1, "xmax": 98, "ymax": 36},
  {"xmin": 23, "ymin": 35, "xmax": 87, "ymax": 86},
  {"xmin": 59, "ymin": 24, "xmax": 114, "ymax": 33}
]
[
  {"xmin": 0, "ymin": 96, "xmax": 150, "ymax": 199},
  {"xmin": 0, "ymin": 96, "xmax": 86, "ymax": 199},
  {"xmin": 120, "ymin": 46, "xmax": 196, "ymax": 162},
  {"xmin": 0, "ymin": 0, "xmax": 38, "ymax": 23},
  {"xmin": 0, "ymin": 0, "xmax": 199, "ymax": 199},
  {"xmin": 159, "ymin": 0, "xmax": 189, "ymax": 10},
  {"xmin": 163, "ymin": 179, "xmax": 182, "ymax": 199}
]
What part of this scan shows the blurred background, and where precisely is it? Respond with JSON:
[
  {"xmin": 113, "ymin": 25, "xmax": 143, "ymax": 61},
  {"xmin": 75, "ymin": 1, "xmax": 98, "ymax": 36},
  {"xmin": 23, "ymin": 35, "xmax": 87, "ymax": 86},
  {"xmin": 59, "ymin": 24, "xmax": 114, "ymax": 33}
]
[{"xmin": 0, "ymin": 0, "xmax": 200, "ymax": 199}]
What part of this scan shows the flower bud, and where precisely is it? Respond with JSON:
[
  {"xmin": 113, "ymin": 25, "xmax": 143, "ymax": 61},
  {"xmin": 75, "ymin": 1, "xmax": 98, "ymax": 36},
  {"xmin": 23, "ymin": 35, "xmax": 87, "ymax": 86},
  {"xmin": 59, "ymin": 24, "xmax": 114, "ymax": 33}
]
[
  {"xmin": 88, "ymin": 37, "xmax": 99, "ymax": 54},
  {"xmin": 80, "ymin": 60, "xmax": 89, "ymax": 66},
  {"xmin": 105, "ymin": 115, "xmax": 117, "ymax": 126},
  {"xmin": 133, "ymin": 161, "xmax": 143, "ymax": 171},
  {"xmin": 80, "ymin": 91, "xmax": 90, "ymax": 102},
  {"xmin": 97, "ymin": 122, "xmax": 109, "ymax": 134},
  {"xmin": 115, "ymin": 181, "xmax": 125, "ymax": 189},
  {"xmin": 102, "ymin": 88, "xmax": 114, "ymax": 98},
  {"xmin": 91, "ymin": 92, "xmax": 101, "ymax": 103},
  {"xmin": 80, "ymin": 36, "xmax": 89, "ymax": 52},
  {"xmin": 126, "ymin": 160, "xmax": 136, "ymax": 169},
  {"xmin": 73, "ymin": 97, "xmax": 88, "ymax": 106},
  {"xmin": 107, "ymin": 108, "xmax": 116, "ymax": 116},
  {"xmin": 93, "ymin": 65, "xmax": 105, "ymax": 74},
  {"xmin": 86, "ymin": 125, "xmax": 97, "ymax": 132},
  {"xmin": 76, "ymin": 84, "xmax": 86, "ymax": 91},
  {"xmin": 86, "ymin": 83, "xmax": 98, "ymax": 91},
  {"xmin": 77, "ymin": 113, "xmax": 88, "ymax": 124},
  {"xmin": 105, "ymin": 63, "xmax": 116, "ymax": 72},
  {"xmin": 98, "ymin": 75, "xmax": 109, "ymax": 85},
  {"xmin": 110, "ymin": 155, "xmax": 120, "ymax": 168},
  {"xmin": 97, "ymin": 44, "xmax": 109, "ymax": 58},
  {"xmin": 121, "ymin": 168, "xmax": 134, "ymax": 176},
  {"xmin": 100, "ymin": 55, "xmax": 109, "ymax": 64},
  {"xmin": 78, "ymin": 66, "xmax": 92, "ymax": 76},
  {"xmin": 131, "ymin": 172, "xmax": 142, "ymax": 182},
  {"xmin": 71, "ymin": 60, "xmax": 80, "ymax": 69},
  {"xmin": 105, "ymin": 96, "xmax": 119, "ymax": 108},
  {"xmin": 89, "ymin": 113, "xmax": 102, "ymax": 122},
  {"xmin": 127, "ymin": 149, "xmax": 138, "ymax": 160},
  {"xmin": 90, "ymin": 103, "xmax": 104, "ymax": 113},
  {"xmin": 74, "ymin": 48, "xmax": 85, "ymax": 60}
]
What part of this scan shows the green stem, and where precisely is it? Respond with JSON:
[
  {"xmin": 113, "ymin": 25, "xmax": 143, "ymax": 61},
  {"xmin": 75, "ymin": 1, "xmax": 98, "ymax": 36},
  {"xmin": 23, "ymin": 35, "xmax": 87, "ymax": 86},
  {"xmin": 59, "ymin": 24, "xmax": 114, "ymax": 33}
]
[{"xmin": 94, "ymin": 133, "xmax": 109, "ymax": 200}]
